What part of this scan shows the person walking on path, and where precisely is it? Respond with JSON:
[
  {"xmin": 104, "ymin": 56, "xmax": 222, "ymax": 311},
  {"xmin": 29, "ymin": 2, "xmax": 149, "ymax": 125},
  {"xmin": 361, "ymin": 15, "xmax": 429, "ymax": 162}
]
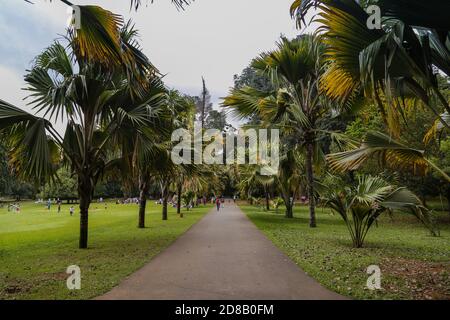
[{"xmin": 216, "ymin": 197, "xmax": 221, "ymax": 212}]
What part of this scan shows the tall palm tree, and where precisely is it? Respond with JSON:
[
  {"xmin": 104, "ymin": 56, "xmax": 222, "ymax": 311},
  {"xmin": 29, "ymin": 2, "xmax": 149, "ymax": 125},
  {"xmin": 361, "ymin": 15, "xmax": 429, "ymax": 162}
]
[
  {"xmin": 224, "ymin": 35, "xmax": 329, "ymax": 227},
  {"xmin": 116, "ymin": 78, "xmax": 169, "ymax": 228},
  {"xmin": 0, "ymin": 22, "xmax": 158, "ymax": 249},
  {"xmin": 151, "ymin": 90, "xmax": 196, "ymax": 220},
  {"xmin": 276, "ymin": 150, "xmax": 304, "ymax": 218}
]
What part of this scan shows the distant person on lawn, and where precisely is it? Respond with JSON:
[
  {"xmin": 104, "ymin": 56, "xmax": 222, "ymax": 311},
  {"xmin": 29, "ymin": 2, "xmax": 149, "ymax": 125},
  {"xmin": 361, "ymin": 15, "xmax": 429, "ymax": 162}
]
[
  {"xmin": 216, "ymin": 198, "xmax": 221, "ymax": 212},
  {"xmin": 70, "ymin": 206, "xmax": 74, "ymax": 216}
]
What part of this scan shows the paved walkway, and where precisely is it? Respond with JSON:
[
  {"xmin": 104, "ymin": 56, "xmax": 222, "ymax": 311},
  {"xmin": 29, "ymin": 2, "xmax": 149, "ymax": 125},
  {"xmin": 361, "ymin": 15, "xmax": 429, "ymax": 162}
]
[{"xmin": 98, "ymin": 203, "xmax": 345, "ymax": 300}]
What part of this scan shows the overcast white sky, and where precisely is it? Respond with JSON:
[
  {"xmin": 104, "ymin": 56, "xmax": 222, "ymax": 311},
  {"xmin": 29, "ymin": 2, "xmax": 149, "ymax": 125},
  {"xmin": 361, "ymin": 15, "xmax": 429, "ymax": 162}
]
[{"xmin": 0, "ymin": 0, "xmax": 316, "ymax": 128}]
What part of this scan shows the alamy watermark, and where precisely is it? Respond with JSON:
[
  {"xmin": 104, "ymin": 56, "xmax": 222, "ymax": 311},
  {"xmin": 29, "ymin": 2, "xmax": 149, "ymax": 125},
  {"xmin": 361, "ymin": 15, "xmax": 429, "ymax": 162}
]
[
  {"xmin": 171, "ymin": 122, "xmax": 280, "ymax": 176},
  {"xmin": 66, "ymin": 265, "xmax": 81, "ymax": 290},
  {"xmin": 366, "ymin": 265, "xmax": 382, "ymax": 290},
  {"xmin": 67, "ymin": 5, "xmax": 81, "ymax": 30},
  {"xmin": 366, "ymin": 5, "xmax": 381, "ymax": 30}
]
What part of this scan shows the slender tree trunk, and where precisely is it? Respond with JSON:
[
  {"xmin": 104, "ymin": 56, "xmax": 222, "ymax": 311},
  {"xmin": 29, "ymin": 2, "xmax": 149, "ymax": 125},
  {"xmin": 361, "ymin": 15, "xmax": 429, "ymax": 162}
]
[
  {"xmin": 138, "ymin": 173, "xmax": 148, "ymax": 229},
  {"xmin": 446, "ymin": 187, "xmax": 450, "ymax": 216},
  {"xmin": 162, "ymin": 197, "xmax": 168, "ymax": 220},
  {"xmin": 285, "ymin": 202, "xmax": 293, "ymax": 219},
  {"xmin": 305, "ymin": 139, "xmax": 317, "ymax": 228},
  {"xmin": 177, "ymin": 184, "xmax": 182, "ymax": 216},
  {"xmin": 201, "ymin": 77, "xmax": 206, "ymax": 128},
  {"xmin": 161, "ymin": 181, "xmax": 169, "ymax": 221},
  {"xmin": 265, "ymin": 190, "xmax": 270, "ymax": 211},
  {"xmin": 283, "ymin": 194, "xmax": 293, "ymax": 219},
  {"xmin": 78, "ymin": 175, "xmax": 93, "ymax": 249}
]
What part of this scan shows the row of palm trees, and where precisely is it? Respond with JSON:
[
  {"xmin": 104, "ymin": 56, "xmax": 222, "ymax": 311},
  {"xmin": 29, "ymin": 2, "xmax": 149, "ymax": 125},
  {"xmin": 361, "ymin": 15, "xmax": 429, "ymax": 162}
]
[
  {"xmin": 222, "ymin": 0, "xmax": 449, "ymax": 246},
  {"xmin": 1, "ymin": 4, "xmax": 222, "ymax": 248},
  {"xmin": 7, "ymin": 0, "xmax": 449, "ymax": 249}
]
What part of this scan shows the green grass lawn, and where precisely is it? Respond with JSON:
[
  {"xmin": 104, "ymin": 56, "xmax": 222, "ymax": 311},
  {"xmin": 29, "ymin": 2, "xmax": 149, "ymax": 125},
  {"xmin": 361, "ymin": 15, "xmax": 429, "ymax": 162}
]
[
  {"xmin": 0, "ymin": 201, "xmax": 212, "ymax": 300},
  {"xmin": 241, "ymin": 204, "xmax": 450, "ymax": 300}
]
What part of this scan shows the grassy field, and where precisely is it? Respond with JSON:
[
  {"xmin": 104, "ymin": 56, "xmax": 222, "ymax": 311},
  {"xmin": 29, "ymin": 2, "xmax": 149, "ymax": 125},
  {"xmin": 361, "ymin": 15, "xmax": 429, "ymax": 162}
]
[
  {"xmin": 241, "ymin": 204, "xmax": 450, "ymax": 300},
  {"xmin": 0, "ymin": 201, "xmax": 212, "ymax": 300}
]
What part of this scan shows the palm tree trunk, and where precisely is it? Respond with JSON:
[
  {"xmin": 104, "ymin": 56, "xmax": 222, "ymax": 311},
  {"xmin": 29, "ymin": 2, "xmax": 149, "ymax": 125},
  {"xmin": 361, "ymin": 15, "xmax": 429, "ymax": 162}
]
[
  {"xmin": 78, "ymin": 175, "xmax": 93, "ymax": 249},
  {"xmin": 201, "ymin": 77, "xmax": 206, "ymax": 128},
  {"xmin": 177, "ymin": 184, "xmax": 182, "ymax": 215},
  {"xmin": 162, "ymin": 197, "xmax": 168, "ymax": 220},
  {"xmin": 138, "ymin": 173, "xmax": 148, "ymax": 229},
  {"xmin": 305, "ymin": 140, "xmax": 317, "ymax": 228},
  {"xmin": 286, "ymin": 202, "xmax": 293, "ymax": 219},
  {"xmin": 283, "ymin": 194, "xmax": 293, "ymax": 218},
  {"xmin": 161, "ymin": 181, "xmax": 169, "ymax": 221}
]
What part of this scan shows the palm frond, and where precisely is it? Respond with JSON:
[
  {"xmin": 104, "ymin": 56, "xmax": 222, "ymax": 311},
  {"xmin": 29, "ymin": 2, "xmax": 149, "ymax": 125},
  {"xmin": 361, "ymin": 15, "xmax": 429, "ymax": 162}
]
[
  {"xmin": 353, "ymin": 175, "xmax": 392, "ymax": 206},
  {"xmin": 423, "ymin": 112, "xmax": 450, "ymax": 145},
  {"xmin": 326, "ymin": 131, "xmax": 450, "ymax": 181},
  {"xmin": 0, "ymin": 99, "xmax": 58, "ymax": 181},
  {"xmin": 222, "ymin": 86, "xmax": 270, "ymax": 120},
  {"xmin": 70, "ymin": 5, "xmax": 124, "ymax": 66}
]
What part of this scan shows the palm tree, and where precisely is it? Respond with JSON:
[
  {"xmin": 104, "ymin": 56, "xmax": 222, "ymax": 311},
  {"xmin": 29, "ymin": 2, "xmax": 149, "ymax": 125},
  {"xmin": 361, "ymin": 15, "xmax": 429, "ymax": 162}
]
[
  {"xmin": 151, "ymin": 90, "xmax": 196, "ymax": 220},
  {"xmin": 224, "ymin": 35, "xmax": 329, "ymax": 227},
  {"xmin": 290, "ymin": 0, "xmax": 450, "ymax": 135},
  {"xmin": 237, "ymin": 164, "xmax": 275, "ymax": 212},
  {"xmin": 0, "ymin": 22, "xmax": 158, "ymax": 249},
  {"xmin": 317, "ymin": 174, "xmax": 438, "ymax": 248},
  {"xmin": 276, "ymin": 150, "xmax": 303, "ymax": 218},
  {"xmin": 116, "ymin": 78, "xmax": 170, "ymax": 228}
]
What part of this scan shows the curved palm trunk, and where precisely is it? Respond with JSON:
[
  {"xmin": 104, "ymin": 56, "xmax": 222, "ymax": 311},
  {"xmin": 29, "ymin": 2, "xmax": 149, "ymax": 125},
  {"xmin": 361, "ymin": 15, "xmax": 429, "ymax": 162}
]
[
  {"xmin": 138, "ymin": 173, "xmax": 148, "ymax": 229},
  {"xmin": 305, "ymin": 140, "xmax": 317, "ymax": 228},
  {"xmin": 78, "ymin": 174, "xmax": 93, "ymax": 249}
]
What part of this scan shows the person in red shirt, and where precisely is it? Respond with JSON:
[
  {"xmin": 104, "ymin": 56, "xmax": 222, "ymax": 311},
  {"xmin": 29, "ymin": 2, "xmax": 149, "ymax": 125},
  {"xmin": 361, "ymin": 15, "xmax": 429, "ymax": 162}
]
[{"xmin": 216, "ymin": 197, "xmax": 221, "ymax": 212}]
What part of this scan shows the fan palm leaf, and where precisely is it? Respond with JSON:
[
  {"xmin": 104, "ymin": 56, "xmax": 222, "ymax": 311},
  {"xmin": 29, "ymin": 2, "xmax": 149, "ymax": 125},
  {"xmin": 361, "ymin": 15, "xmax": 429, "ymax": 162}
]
[
  {"xmin": 0, "ymin": 100, "xmax": 58, "ymax": 181},
  {"xmin": 327, "ymin": 131, "xmax": 450, "ymax": 182},
  {"xmin": 423, "ymin": 112, "xmax": 450, "ymax": 145}
]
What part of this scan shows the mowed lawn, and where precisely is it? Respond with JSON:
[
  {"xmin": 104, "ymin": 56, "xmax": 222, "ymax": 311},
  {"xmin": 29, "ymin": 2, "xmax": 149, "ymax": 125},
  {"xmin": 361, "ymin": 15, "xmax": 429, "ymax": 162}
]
[
  {"xmin": 241, "ymin": 204, "xmax": 450, "ymax": 300},
  {"xmin": 0, "ymin": 201, "xmax": 212, "ymax": 300}
]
